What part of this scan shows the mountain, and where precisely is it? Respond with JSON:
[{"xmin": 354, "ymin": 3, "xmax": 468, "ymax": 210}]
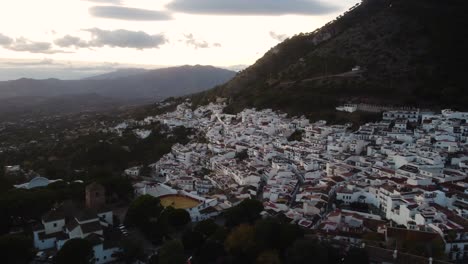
[
  {"xmin": 0, "ymin": 65, "xmax": 235, "ymax": 120},
  {"xmin": 191, "ymin": 0, "xmax": 468, "ymax": 121},
  {"xmin": 84, "ymin": 68, "xmax": 150, "ymax": 80}
]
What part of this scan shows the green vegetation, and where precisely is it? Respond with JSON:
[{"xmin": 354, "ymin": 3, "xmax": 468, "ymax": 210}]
[
  {"xmin": 287, "ymin": 130, "xmax": 303, "ymax": 142},
  {"xmin": 167, "ymin": 208, "xmax": 191, "ymax": 228},
  {"xmin": 125, "ymin": 195, "xmax": 165, "ymax": 243},
  {"xmin": 158, "ymin": 240, "xmax": 186, "ymax": 264},
  {"xmin": 0, "ymin": 182, "xmax": 85, "ymax": 235},
  {"xmin": 0, "ymin": 234, "xmax": 34, "ymax": 264},
  {"xmin": 224, "ymin": 199, "xmax": 264, "ymax": 227},
  {"xmin": 155, "ymin": 198, "xmax": 371, "ymax": 264},
  {"xmin": 55, "ymin": 238, "xmax": 93, "ymax": 264},
  {"xmin": 0, "ymin": 123, "xmax": 193, "ymax": 186},
  {"xmin": 119, "ymin": 234, "xmax": 146, "ymax": 264},
  {"xmin": 190, "ymin": 0, "xmax": 468, "ymax": 122},
  {"xmin": 235, "ymin": 149, "xmax": 249, "ymax": 161},
  {"xmin": 125, "ymin": 195, "xmax": 192, "ymax": 245}
]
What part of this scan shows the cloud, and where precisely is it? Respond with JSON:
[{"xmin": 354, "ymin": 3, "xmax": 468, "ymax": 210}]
[
  {"xmin": 54, "ymin": 35, "xmax": 89, "ymax": 48},
  {"xmin": 269, "ymin": 31, "xmax": 288, "ymax": 42},
  {"xmin": 86, "ymin": 28, "xmax": 167, "ymax": 49},
  {"xmin": 83, "ymin": 0, "xmax": 122, "ymax": 4},
  {"xmin": 0, "ymin": 35, "xmax": 67, "ymax": 54},
  {"xmin": 53, "ymin": 29, "xmax": 167, "ymax": 50},
  {"xmin": 0, "ymin": 33, "xmax": 13, "ymax": 45},
  {"xmin": 0, "ymin": 59, "xmax": 126, "ymax": 81},
  {"xmin": 89, "ymin": 6, "xmax": 171, "ymax": 21},
  {"xmin": 166, "ymin": 0, "xmax": 337, "ymax": 16},
  {"xmin": 0, "ymin": 58, "xmax": 57, "ymax": 67},
  {"xmin": 183, "ymin": 34, "xmax": 221, "ymax": 49}
]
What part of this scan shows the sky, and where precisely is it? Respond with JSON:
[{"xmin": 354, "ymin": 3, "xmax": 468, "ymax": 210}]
[{"xmin": 0, "ymin": 0, "xmax": 360, "ymax": 80}]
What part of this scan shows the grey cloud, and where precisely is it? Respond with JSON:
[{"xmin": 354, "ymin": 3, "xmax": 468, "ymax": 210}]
[
  {"xmin": 83, "ymin": 0, "xmax": 122, "ymax": 4},
  {"xmin": 166, "ymin": 0, "xmax": 337, "ymax": 15},
  {"xmin": 7, "ymin": 38, "xmax": 56, "ymax": 54},
  {"xmin": 184, "ymin": 34, "xmax": 221, "ymax": 49},
  {"xmin": 0, "ymin": 58, "xmax": 57, "ymax": 67},
  {"xmin": 0, "ymin": 36, "xmax": 67, "ymax": 54},
  {"xmin": 0, "ymin": 33, "xmax": 13, "ymax": 45},
  {"xmin": 89, "ymin": 6, "xmax": 171, "ymax": 21},
  {"xmin": 54, "ymin": 35, "xmax": 89, "ymax": 48},
  {"xmin": 86, "ymin": 28, "xmax": 167, "ymax": 49},
  {"xmin": 0, "ymin": 59, "xmax": 125, "ymax": 81},
  {"xmin": 269, "ymin": 31, "xmax": 288, "ymax": 42}
]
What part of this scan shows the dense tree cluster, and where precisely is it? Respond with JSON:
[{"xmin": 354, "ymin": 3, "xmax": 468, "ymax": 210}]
[
  {"xmin": 124, "ymin": 195, "xmax": 191, "ymax": 244},
  {"xmin": 144, "ymin": 199, "xmax": 371, "ymax": 264},
  {"xmin": 55, "ymin": 238, "xmax": 93, "ymax": 264},
  {"xmin": 0, "ymin": 234, "xmax": 34, "ymax": 264},
  {"xmin": 287, "ymin": 130, "xmax": 303, "ymax": 142}
]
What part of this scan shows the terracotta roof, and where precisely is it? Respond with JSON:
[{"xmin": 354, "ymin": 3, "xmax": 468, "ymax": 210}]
[
  {"xmin": 76, "ymin": 209, "xmax": 99, "ymax": 222},
  {"xmin": 38, "ymin": 230, "xmax": 69, "ymax": 241},
  {"xmin": 81, "ymin": 221, "xmax": 102, "ymax": 234},
  {"xmin": 386, "ymin": 227, "xmax": 441, "ymax": 242},
  {"xmin": 200, "ymin": 206, "xmax": 218, "ymax": 214},
  {"xmin": 42, "ymin": 210, "xmax": 65, "ymax": 222},
  {"xmin": 85, "ymin": 233, "xmax": 103, "ymax": 246},
  {"xmin": 66, "ymin": 218, "xmax": 79, "ymax": 231}
]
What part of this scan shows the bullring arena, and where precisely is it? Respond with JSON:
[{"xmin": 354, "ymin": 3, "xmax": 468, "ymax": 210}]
[{"xmin": 159, "ymin": 194, "xmax": 200, "ymax": 209}]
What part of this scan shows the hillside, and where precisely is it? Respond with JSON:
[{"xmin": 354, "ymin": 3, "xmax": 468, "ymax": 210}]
[
  {"xmin": 191, "ymin": 0, "xmax": 468, "ymax": 121},
  {"xmin": 84, "ymin": 68, "xmax": 150, "ymax": 80},
  {"xmin": 0, "ymin": 65, "xmax": 235, "ymax": 120}
]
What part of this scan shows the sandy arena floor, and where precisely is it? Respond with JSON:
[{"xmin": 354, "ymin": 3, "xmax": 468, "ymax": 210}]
[{"xmin": 160, "ymin": 195, "xmax": 200, "ymax": 209}]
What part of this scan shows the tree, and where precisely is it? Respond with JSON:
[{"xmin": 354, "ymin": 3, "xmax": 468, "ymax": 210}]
[
  {"xmin": 55, "ymin": 239, "xmax": 93, "ymax": 264},
  {"xmin": 256, "ymin": 250, "xmax": 281, "ymax": 264},
  {"xmin": 194, "ymin": 219, "xmax": 218, "ymax": 238},
  {"xmin": 225, "ymin": 224, "xmax": 257, "ymax": 261},
  {"xmin": 287, "ymin": 130, "xmax": 303, "ymax": 142},
  {"xmin": 193, "ymin": 240, "xmax": 225, "ymax": 264},
  {"xmin": 224, "ymin": 199, "xmax": 264, "ymax": 227},
  {"xmin": 182, "ymin": 229, "xmax": 204, "ymax": 251},
  {"xmin": 255, "ymin": 218, "xmax": 304, "ymax": 253},
  {"xmin": 286, "ymin": 239, "xmax": 329, "ymax": 264},
  {"xmin": 125, "ymin": 195, "xmax": 163, "ymax": 228},
  {"xmin": 158, "ymin": 240, "xmax": 185, "ymax": 264},
  {"xmin": 97, "ymin": 175, "xmax": 134, "ymax": 202},
  {"xmin": 125, "ymin": 195, "xmax": 167, "ymax": 243},
  {"xmin": 168, "ymin": 209, "xmax": 191, "ymax": 229},
  {"xmin": 343, "ymin": 247, "xmax": 369, "ymax": 264},
  {"xmin": 139, "ymin": 165, "xmax": 152, "ymax": 177},
  {"xmin": 235, "ymin": 150, "xmax": 249, "ymax": 161},
  {"xmin": 119, "ymin": 234, "xmax": 146, "ymax": 264},
  {"xmin": 0, "ymin": 234, "xmax": 34, "ymax": 264}
]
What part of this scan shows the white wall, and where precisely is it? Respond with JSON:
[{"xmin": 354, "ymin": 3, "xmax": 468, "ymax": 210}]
[
  {"xmin": 43, "ymin": 219, "xmax": 65, "ymax": 234},
  {"xmin": 33, "ymin": 231, "xmax": 56, "ymax": 250},
  {"xmin": 94, "ymin": 244, "xmax": 120, "ymax": 264},
  {"xmin": 98, "ymin": 211, "xmax": 113, "ymax": 225}
]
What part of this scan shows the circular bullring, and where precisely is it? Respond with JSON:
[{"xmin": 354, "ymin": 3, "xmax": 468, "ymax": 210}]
[{"xmin": 159, "ymin": 194, "xmax": 200, "ymax": 209}]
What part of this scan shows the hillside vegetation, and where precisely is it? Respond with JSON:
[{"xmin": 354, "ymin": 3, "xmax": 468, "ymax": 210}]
[{"xmin": 191, "ymin": 0, "xmax": 468, "ymax": 120}]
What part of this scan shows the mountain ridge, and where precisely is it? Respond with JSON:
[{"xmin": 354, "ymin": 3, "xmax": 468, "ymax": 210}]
[
  {"xmin": 189, "ymin": 0, "xmax": 468, "ymax": 121},
  {"xmin": 0, "ymin": 65, "xmax": 235, "ymax": 120}
]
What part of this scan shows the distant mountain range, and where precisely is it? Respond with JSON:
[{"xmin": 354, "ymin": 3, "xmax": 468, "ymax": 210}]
[
  {"xmin": 84, "ymin": 68, "xmax": 151, "ymax": 81},
  {"xmin": 0, "ymin": 65, "xmax": 235, "ymax": 120},
  {"xmin": 191, "ymin": 0, "xmax": 468, "ymax": 121}
]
